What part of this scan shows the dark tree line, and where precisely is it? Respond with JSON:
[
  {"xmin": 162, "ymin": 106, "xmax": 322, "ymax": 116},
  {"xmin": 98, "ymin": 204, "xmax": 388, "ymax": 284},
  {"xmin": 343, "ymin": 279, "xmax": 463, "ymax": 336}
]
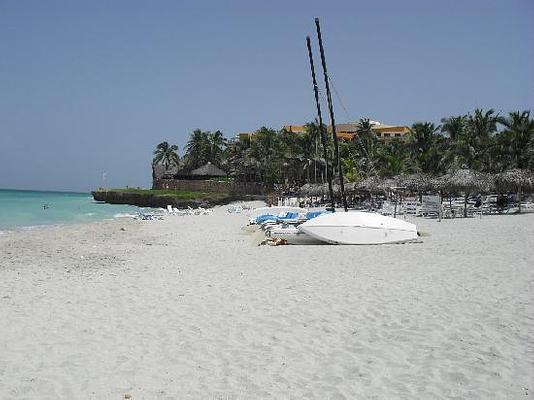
[{"xmin": 152, "ymin": 109, "xmax": 533, "ymax": 185}]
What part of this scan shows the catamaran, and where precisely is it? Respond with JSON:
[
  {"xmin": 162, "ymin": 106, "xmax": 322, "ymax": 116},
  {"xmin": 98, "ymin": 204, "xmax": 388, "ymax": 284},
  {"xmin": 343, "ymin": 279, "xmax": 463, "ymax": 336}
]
[
  {"xmin": 295, "ymin": 18, "xmax": 419, "ymax": 245},
  {"xmin": 298, "ymin": 211, "xmax": 418, "ymax": 245}
]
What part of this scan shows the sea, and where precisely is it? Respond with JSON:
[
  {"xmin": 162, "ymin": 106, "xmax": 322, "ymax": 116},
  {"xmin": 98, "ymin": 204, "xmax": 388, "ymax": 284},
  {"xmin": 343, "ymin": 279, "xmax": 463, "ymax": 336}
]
[{"xmin": 0, "ymin": 189, "xmax": 139, "ymax": 233}]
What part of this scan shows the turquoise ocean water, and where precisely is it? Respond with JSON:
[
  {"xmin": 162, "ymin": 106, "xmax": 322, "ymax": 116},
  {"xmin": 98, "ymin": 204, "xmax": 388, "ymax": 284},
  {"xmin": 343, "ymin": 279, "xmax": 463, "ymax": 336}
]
[{"xmin": 0, "ymin": 189, "xmax": 139, "ymax": 232}]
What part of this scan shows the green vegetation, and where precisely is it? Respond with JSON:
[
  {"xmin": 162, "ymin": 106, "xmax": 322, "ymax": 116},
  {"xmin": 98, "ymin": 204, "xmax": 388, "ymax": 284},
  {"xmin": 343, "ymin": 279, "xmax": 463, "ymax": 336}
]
[
  {"xmin": 152, "ymin": 108, "xmax": 533, "ymax": 186},
  {"xmin": 100, "ymin": 188, "xmax": 232, "ymax": 202},
  {"xmin": 152, "ymin": 142, "xmax": 179, "ymax": 169},
  {"xmin": 185, "ymin": 129, "xmax": 226, "ymax": 170}
]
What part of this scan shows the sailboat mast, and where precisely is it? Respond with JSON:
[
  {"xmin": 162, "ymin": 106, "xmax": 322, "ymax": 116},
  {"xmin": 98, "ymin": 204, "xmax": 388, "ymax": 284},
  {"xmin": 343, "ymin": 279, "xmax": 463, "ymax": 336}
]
[
  {"xmin": 306, "ymin": 36, "xmax": 335, "ymax": 209},
  {"xmin": 314, "ymin": 18, "xmax": 348, "ymax": 212}
]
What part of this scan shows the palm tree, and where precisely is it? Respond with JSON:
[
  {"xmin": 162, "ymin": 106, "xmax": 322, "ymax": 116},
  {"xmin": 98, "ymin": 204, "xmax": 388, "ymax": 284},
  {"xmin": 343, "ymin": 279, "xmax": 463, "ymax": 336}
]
[
  {"xmin": 441, "ymin": 115, "xmax": 468, "ymax": 171},
  {"xmin": 278, "ymin": 128, "xmax": 303, "ymax": 184},
  {"xmin": 305, "ymin": 121, "xmax": 331, "ymax": 184},
  {"xmin": 223, "ymin": 136, "xmax": 252, "ymax": 181},
  {"xmin": 185, "ymin": 129, "xmax": 210, "ymax": 169},
  {"xmin": 209, "ymin": 130, "xmax": 226, "ymax": 167},
  {"xmin": 379, "ymin": 139, "xmax": 413, "ymax": 177},
  {"xmin": 250, "ymin": 127, "xmax": 282, "ymax": 184},
  {"xmin": 460, "ymin": 108, "xmax": 503, "ymax": 171},
  {"xmin": 408, "ymin": 122, "xmax": 443, "ymax": 174},
  {"xmin": 441, "ymin": 115, "xmax": 467, "ymax": 141},
  {"xmin": 152, "ymin": 141, "xmax": 179, "ymax": 170},
  {"xmin": 468, "ymin": 108, "xmax": 502, "ymax": 139},
  {"xmin": 498, "ymin": 111, "xmax": 534, "ymax": 170},
  {"xmin": 356, "ymin": 119, "xmax": 375, "ymax": 145},
  {"xmin": 302, "ymin": 123, "xmax": 323, "ymax": 183},
  {"xmin": 350, "ymin": 118, "xmax": 381, "ymax": 176}
]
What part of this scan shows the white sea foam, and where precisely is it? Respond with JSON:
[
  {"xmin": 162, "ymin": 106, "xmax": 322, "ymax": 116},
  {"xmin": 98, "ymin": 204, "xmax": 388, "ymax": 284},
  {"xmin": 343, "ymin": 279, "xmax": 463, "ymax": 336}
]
[{"xmin": 113, "ymin": 213, "xmax": 137, "ymax": 218}]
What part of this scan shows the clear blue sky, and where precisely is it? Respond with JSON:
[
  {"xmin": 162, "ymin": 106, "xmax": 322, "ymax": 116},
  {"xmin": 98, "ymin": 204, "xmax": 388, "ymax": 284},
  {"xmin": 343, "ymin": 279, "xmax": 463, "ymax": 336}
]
[{"xmin": 1, "ymin": 0, "xmax": 532, "ymax": 192}]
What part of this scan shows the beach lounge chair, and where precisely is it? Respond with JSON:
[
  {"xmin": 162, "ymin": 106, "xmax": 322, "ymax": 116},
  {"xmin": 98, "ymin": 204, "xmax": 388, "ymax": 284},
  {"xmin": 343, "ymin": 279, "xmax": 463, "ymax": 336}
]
[
  {"xmin": 167, "ymin": 205, "xmax": 176, "ymax": 215},
  {"xmin": 227, "ymin": 204, "xmax": 243, "ymax": 213},
  {"xmin": 379, "ymin": 201, "xmax": 396, "ymax": 216},
  {"xmin": 172, "ymin": 207, "xmax": 187, "ymax": 216},
  {"xmin": 421, "ymin": 195, "xmax": 442, "ymax": 218},
  {"xmin": 403, "ymin": 200, "xmax": 420, "ymax": 216}
]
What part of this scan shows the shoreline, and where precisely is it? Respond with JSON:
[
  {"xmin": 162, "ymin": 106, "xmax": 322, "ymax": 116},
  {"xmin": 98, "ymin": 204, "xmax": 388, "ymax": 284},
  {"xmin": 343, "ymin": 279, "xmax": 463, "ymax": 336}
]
[
  {"xmin": 0, "ymin": 213, "xmax": 138, "ymax": 236},
  {"xmin": 1, "ymin": 203, "xmax": 533, "ymax": 398}
]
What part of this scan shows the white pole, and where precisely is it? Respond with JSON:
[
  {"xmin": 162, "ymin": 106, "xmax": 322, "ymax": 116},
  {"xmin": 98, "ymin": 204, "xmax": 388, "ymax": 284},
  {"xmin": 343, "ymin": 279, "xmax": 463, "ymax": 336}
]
[{"xmin": 102, "ymin": 171, "xmax": 107, "ymax": 191}]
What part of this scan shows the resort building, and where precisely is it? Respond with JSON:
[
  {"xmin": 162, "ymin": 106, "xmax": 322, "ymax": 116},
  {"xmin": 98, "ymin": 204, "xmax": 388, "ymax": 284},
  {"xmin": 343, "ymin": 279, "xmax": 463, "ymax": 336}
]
[
  {"xmin": 371, "ymin": 124, "xmax": 411, "ymax": 144},
  {"xmin": 282, "ymin": 122, "xmax": 411, "ymax": 144},
  {"xmin": 238, "ymin": 132, "xmax": 255, "ymax": 141}
]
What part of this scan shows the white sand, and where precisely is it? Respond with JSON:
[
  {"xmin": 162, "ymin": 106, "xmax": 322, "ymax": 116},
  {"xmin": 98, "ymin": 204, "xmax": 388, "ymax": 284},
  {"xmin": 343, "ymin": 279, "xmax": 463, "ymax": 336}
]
[{"xmin": 1, "ymin": 205, "xmax": 533, "ymax": 399}]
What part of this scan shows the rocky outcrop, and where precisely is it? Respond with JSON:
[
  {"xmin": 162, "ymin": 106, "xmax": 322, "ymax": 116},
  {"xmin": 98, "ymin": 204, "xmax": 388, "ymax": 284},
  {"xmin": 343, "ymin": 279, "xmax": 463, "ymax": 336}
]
[
  {"xmin": 153, "ymin": 178, "xmax": 268, "ymax": 195},
  {"xmin": 91, "ymin": 190, "xmax": 235, "ymax": 209}
]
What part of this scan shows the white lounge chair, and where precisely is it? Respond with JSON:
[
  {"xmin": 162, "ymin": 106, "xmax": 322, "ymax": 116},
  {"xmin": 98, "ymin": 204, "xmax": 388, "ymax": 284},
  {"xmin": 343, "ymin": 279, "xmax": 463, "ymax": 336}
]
[
  {"xmin": 167, "ymin": 205, "xmax": 176, "ymax": 215},
  {"xmin": 421, "ymin": 195, "xmax": 442, "ymax": 218}
]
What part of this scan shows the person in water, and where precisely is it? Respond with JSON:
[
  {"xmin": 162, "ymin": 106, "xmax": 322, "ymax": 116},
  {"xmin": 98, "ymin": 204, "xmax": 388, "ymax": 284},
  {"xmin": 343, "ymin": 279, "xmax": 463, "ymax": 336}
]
[{"xmin": 43, "ymin": 204, "xmax": 49, "ymax": 210}]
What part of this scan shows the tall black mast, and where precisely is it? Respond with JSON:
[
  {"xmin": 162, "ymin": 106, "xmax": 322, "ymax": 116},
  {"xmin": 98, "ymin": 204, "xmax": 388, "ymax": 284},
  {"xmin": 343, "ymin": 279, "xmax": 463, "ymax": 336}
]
[
  {"xmin": 306, "ymin": 36, "xmax": 335, "ymax": 209},
  {"xmin": 315, "ymin": 18, "xmax": 348, "ymax": 211}
]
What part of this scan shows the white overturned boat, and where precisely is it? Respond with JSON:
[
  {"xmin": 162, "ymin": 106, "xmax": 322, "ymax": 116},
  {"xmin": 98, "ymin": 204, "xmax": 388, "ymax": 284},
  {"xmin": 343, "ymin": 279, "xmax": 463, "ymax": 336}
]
[
  {"xmin": 266, "ymin": 224, "xmax": 324, "ymax": 245},
  {"xmin": 298, "ymin": 211, "xmax": 418, "ymax": 245}
]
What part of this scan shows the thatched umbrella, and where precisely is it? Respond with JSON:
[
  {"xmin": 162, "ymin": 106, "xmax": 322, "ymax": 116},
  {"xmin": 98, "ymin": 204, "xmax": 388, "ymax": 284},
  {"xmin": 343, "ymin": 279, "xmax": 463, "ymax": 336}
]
[
  {"xmin": 298, "ymin": 183, "xmax": 314, "ymax": 196},
  {"xmin": 298, "ymin": 183, "xmax": 327, "ymax": 198},
  {"xmin": 357, "ymin": 176, "xmax": 383, "ymax": 194},
  {"xmin": 396, "ymin": 173, "xmax": 433, "ymax": 194},
  {"xmin": 439, "ymin": 169, "xmax": 492, "ymax": 217},
  {"xmin": 377, "ymin": 177, "xmax": 399, "ymax": 193},
  {"xmin": 353, "ymin": 176, "xmax": 386, "ymax": 212},
  {"xmin": 494, "ymin": 169, "xmax": 534, "ymax": 213}
]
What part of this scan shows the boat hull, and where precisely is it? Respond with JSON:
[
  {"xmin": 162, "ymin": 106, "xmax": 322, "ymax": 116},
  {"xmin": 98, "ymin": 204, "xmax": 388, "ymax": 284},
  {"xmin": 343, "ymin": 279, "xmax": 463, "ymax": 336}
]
[
  {"xmin": 267, "ymin": 225, "xmax": 324, "ymax": 245},
  {"xmin": 298, "ymin": 211, "xmax": 418, "ymax": 245}
]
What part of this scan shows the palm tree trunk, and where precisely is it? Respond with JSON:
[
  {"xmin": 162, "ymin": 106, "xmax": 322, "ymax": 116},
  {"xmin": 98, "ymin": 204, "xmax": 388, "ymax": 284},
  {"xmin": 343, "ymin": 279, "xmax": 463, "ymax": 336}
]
[
  {"xmin": 151, "ymin": 163, "xmax": 157, "ymax": 189},
  {"xmin": 464, "ymin": 193, "xmax": 468, "ymax": 218},
  {"xmin": 314, "ymin": 139, "xmax": 318, "ymax": 183},
  {"xmin": 518, "ymin": 186, "xmax": 522, "ymax": 213}
]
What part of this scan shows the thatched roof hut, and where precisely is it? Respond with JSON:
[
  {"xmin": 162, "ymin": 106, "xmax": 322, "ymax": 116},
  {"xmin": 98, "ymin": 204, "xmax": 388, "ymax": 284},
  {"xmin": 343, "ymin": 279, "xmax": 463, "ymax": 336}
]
[
  {"xmin": 439, "ymin": 169, "xmax": 493, "ymax": 194},
  {"xmin": 298, "ymin": 183, "xmax": 327, "ymax": 197},
  {"xmin": 190, "ymin": 162, "xmax": 227, "ymax": 178},
  {"xmin": 494, "ymin": 169, "xmax": 533, "ymax": 192},
  {"xmin": 494, "ymin": 169, "xmax": 534, "ymax": 212},
  {"xmin": 437, "ymin": 169, "xmax": 493, "ymax": 217},
  {"xmin": 378, "ymin": 177, "xmax": 399, "ymax": 192},
  {"xmin": 357, "ymin": 176, "xmax": 383, "ymax": 193},
  {"xmin": 396, "ymin": 173, "xmax": 433, "ymax": 193},
  {"xmin": 355, "ymin": 176, "xmax": 403, "ymax": 194}
]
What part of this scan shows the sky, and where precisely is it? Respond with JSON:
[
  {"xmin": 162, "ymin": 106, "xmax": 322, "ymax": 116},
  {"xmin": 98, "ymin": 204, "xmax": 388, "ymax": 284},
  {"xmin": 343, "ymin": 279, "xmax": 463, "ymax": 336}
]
[{"xmin": 1, "ymin": 0, "xmax": 532, "ymax": 192}]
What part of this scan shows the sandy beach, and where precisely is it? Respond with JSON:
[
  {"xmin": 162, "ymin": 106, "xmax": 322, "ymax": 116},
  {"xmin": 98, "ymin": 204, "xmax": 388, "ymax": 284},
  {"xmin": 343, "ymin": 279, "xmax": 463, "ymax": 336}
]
[{"xmin": 1, "ymin": 204, "xmax": 533, "ymax": 399}]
